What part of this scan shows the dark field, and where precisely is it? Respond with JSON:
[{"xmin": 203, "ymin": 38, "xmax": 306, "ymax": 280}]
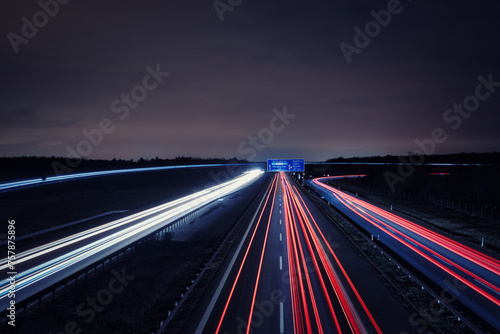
[
  {"xmin": 0, "ymin": 166, "xmax": 252, "ymax": 239},
  {"xmin": 316, "ymin": 164, "xmax": 500, "ymax": 255}
]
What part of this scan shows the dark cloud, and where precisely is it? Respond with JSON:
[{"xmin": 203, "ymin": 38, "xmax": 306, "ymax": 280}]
[
  {"xmin": 1, "ymin": 0, "xmax": 499, "ymax": 161},
  {"xmin": 0, "ymin": 106, "xmax": 77, "ymax": 131}
]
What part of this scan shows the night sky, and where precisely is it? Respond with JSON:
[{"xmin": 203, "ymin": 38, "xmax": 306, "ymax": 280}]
[{"xmin": 1, "ymin": 0, "xmax": 499, "ymax": 162}]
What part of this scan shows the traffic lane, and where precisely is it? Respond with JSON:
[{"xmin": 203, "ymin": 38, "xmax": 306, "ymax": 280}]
[
  {"xmin": 286, "ymin": 197, "xmax": 348, "ymax": 333},
  {"xmin": 307, "ymin": 178, "xmax": 498, "ymax": 288},
  {"xmin": 245, "ymin": 179, "xmax": 290, "ymax": 334},
  {"xmin": 347, "ymin": 201, "xmax": 500, "ymax": 293},
  {"xmin": 331, "ymin": 190, "xmax": 499, "ymax": 280},
  {"xmin": 309, "ymin": 177, "xmax": 500, "ymax": 279},
  {"xmin": 288, "ymin": 178, "xmax": 379, "ymax": 333},
  {"xmin": 352, "ymin": 212, "xmax": 500, "ymax": 330},
  {"xmin": 321, "ymin": 188, "xmax": 500, "ymax": 329},
  {"xmin": 182, "ymin": 175, "xmax": 274, "ymax": 334},
  {"xmin": 0, "ymin": 202, "xmax": 198, "ymax": 308},
  {"xmin": 1, "ymin": 179, "xmax": 244, "ymax": 276},
  {"xmin": 215, "ymin": 174, "xmax": 291, "ymax": 334},
  {"xmin": 1, "ymin": 172, "xmax": 265, "ymax": 310},
  {"xmin": 308, "ymin": 179, "xmax": 500, "ymax": 331},
  {"xmin": 196, "ymin": 174, "xmax": 291, "ymax": 334},
  {"xmin": 199, "ymin": 175, "xmax": 278, "ymax": 333},
  {"xmin": 302, "ymin": 179, "xmax": 425, "ymax": 333},
  {"xmin": 1, "ymin": 209, "xmax": 190, "ymax": 311},
  {"xmin": 2, "ymin": 201, "xmax": 186, "ymax": 273},
  {"xmin": 4, "ymin": 169, "xmax": 265, "ymax": 267}
]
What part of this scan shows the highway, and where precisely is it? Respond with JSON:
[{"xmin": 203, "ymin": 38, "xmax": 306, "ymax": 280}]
[
  {"xmin": 189, "ymin": 172, "xmax": 419, "ymax": 333},
  {"xmin": 309, "ymin": 175, "xmax": 500, "ymax": 331},
  {"xmin": 0, "ymin": 170, "xmax": 264, "ymax": 312},
  {"xmin": 4, "ymin": 168, "xmax": 495, "ymax": 332}
]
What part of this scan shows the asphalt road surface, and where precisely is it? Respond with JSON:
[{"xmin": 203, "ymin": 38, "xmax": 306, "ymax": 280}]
[
  {"xmin": 188, "ymin": 172, "xmax": 420, "ymax": 333},
  {"xmin": 0, "ymin": 170, "xmax": 263, "ymax": 312}
]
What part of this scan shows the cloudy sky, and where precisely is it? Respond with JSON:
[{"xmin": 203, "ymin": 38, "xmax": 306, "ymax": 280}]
[{"xmin": 1, "ymin": 0, "xmax": 499, "ymax": 161}]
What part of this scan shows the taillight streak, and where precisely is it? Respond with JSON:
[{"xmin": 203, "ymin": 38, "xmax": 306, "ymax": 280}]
[
  {"xmin": 282, "ymin": 174, "xmax": 381, "ymax": 333},
  {"xmin": 283, "ymin": 179, "xmax": 302, "ymax": 334},
  {"xmin": 314, "ymin": 177, "xmax": 500, "ymax": 308},
  {"xmin": 287, "ymin": 182, "xmax": 340, "ymax": 333},
  {"xmin": 283, "ymin": 175, "xmax": 312, "ymax": 333},
  {"xmin": 214, "ymin": 174, "xmax": 278, "ymax": 333},
  {"xmin": 293, "ymin": 186, "xmax": 383, "ymax": 334},
  {"xmin": 245, "ymin": 179, "xmax": 277, "ymax": 333},
  {"xmin": 314, "ymin": 177, "xmax": 500, "ymax": 275}
]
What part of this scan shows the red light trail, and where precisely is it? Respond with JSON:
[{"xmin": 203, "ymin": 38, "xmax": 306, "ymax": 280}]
[
  {"xmin": 312, "ymin": 175, "xmax": 500, "ymax": 317},
  {"xmin": 282, "ymin": 173, "xmax": 381, "ymax": 333},
  {"xmin": 213, "ymin": 173, "xmax": 382, "ymax": 333}
]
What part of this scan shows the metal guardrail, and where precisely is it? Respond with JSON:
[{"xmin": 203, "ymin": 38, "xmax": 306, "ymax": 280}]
[{"xmin": 0, "ymin": 210, "xmax": 128, "ymax": 246}]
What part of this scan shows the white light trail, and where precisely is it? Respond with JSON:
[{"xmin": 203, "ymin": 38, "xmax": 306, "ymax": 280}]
[{"xmin": 0, "ymin": 169, "xmax": 264, "ymax": 304}]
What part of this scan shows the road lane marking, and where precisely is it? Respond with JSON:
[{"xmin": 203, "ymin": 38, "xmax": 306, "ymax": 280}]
[
  {"xmin": 280, "ymin": 301, "xmax": 284, "ymax": 333},
  {"xmin": 405, "ymin": 238, "xmax": 420, "ymax": 248},
  {"xmin": 474, "ymin": 279, "xmax": 500, "ymax": 296},
  {"xmin": 280, "ymin": 233, "xmax": 282, "ymax": 241},
  {"xmin": 279, "ymin": 256, "xmax": 283, "ymax": 270},
  {"xmin": 280, "ymin": 219, "xmax": 282, "ymax": 225},
  {"xmin": 195, "ymin": 179, "xmax": 273, "ymax": 333},
  {"xmin": 432, "ymin": 254, "xmax": 452, "ymax": 266},
  {"xmin": 245, "ymin": 188, "xmax": 277, "ymax": 333}
]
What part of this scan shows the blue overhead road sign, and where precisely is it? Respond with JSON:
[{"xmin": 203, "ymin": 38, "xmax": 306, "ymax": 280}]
[{"xmin": 267, "ymin": 159, "xmax": 305, "ymax": 172}]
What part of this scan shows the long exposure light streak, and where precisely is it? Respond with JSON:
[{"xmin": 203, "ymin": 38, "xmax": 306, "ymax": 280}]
[
  {"xmin": 312, "ymin": 175, "xmax": 500, "ymax": 327},
  {"xmin": 0, "ymin": 170, "xmax": 263, "ymax": 307},
  {"xmin": 282, "ymin": 173, "xmax": 381, "ymax": 333},
  {"xmin": 0, "ymin": 163, "xmax": 259, "ymax": 193},
  {"xmin": 205, "ymin": 173, "xmax": 384, "ymax": 333},
  {"xmin": 214, "ymin": 174, "xmax": 278, "ymax": 334}
]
